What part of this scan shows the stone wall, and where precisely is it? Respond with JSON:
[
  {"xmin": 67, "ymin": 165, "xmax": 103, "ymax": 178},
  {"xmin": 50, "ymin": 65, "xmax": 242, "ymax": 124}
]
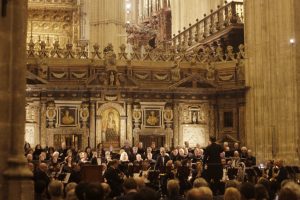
[{"xmin": 245, "ymin": 0, "xmax": 300, "ymax": 165}]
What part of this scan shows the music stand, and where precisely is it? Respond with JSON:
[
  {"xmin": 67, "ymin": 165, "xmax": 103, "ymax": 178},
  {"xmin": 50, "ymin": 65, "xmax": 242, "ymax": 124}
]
[{"xmin": 80, "ymin": 165, "xmax": 103, "ymax": 183}]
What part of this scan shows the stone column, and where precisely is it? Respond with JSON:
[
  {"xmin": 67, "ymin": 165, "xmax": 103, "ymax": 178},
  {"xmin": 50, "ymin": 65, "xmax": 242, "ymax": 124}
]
[
  {"xmin": 173, "ymin": 103, "xmax": 179, "ymax": 147},
  {"xmin": 245, "ymin": 0, "xmax": 300, "ymax": 164},
  {"xmin": 0, "ymin": 0, "xmax": 34, "ymax": 199},
  {"xmin": 89, "ymin": 102, "xmax": 96, "ymax": 148},
  {"xmin": 126, "ymin": 103, "xmax": 133, "ymax": 145},
  {"xmin": 40, "ymin": 101, "xmax": 47, "ymax": 146},
  {"xmin": 96, "ymin": 115, "xmax": 103, "ymax": 145}
]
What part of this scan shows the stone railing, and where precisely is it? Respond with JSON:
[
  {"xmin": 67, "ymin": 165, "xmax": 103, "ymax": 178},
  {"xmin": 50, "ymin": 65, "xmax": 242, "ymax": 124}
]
[
  {"xmin": 27, "ymin": 40, "xmax": 245, "ymax": 64},
  {"xmin": 172, "ymin": 1, "xmax": 244, "ymax": 47}
]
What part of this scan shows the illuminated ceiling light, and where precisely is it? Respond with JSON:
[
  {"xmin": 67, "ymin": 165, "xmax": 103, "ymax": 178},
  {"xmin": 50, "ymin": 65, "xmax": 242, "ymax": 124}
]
[
  {"xmin": 126, "ymin": 3, "xmax": 131, "ymax": 9},
  {"xmin": 126, "ymin": 10, "xmax": 130, "ymax": 14},
  {"xmin": 126, "ymin": 21, "xmax": 130, "ymax": 24}
]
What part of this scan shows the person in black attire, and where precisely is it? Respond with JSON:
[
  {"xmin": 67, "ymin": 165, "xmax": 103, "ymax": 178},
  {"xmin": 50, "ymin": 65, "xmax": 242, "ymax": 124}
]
[
  {"xmin": 203, "ymin": 135, "xmax": 223, "ymax": 194},
  {"xmin": 104, "ymin": 159, "xmax": 124, "ymax": 198},
  {"xmin": 137, "ymin": 142, "xmax": 146, "ymax": 159},
  {"xmin": 33, "ymin": 144, "xmax": 43, "ymax": 160},
  {"xmin": 274, "ymin": 160, "xmax": 288, "ymax": 187},
  {"xmin": 58, "ymin": 142, "xmax": 68, "ymax": 162},
  {"xmin": 155, "ymin": 147, "xmax": 170, "ymax": 172},
  {"xmin": 245, "ymin": 149, "xmax": 256, "ymax": 167},
  {"xmin": 122, "ymin": 140, "xmax": 133, "ymax": 159},
  {"xmin": 34, "ymin": 163, "xmax": 50, "ymax": 187}
]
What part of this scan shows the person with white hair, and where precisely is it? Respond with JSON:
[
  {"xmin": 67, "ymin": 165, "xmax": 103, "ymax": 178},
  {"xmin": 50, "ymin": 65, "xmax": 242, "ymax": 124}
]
[{"xmin": 120, "ymin": 151, "xmax": 129, "ymax": 162}]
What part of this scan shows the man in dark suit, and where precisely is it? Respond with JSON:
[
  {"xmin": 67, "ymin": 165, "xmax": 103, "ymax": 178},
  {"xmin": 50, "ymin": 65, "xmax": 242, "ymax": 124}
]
[
  {"xmin": 203, "ymin": 136, "xmax": 223, "ymax": 185},
  {"xmin": 104, "ymin": 159, "xmax": 124, "ymax": 197},
  {"xmin": 155, "ymin": 147, "xmax": 170, "ymax": 173}
]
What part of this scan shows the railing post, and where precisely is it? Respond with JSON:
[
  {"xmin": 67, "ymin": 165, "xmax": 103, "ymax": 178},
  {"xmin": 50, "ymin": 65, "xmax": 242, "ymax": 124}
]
[
  {"xmin": 230, "ymin": 2, "xmax": 237, "ymax": 24},
  {"xmin": 188, "ymin": 23, "xmax": 193, "ymax": 46},
  {"xmin": 209, "ymin": 9, "xmax": 216, "ymax": 34},
  {"xmin": 224, "ymin": 1, "xmax": 229, "ymax": 27},
  {"xmin": 183, "ymin": 27, "xmax": 188, "ymax": 46},
  {"xmin": 217, "ymin": 5, "xmax": 224, "ymax": 30},
  {"xmin": 203, "ymin": 14, "xmax": 209, "ymax": 38},
  {"xmin": 195, "ymin": 18, "xmax": 200, "ymax": 42},
  {"xmin": 178, "ymin": 30, "xmax": 182, "ymax": 46}
]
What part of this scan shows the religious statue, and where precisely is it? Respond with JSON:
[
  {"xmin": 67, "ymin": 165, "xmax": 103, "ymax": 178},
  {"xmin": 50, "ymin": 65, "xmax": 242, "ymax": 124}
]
[
  {"xmin": 192, "ymin": 111, "xmax": 198, "ymax": 124},
  {"xmin": 109, "ymin": 71, "xmax": 115, "ymax": 86},
  {"xmin": 61, "ymin": 110, "xmax": 74, "ymax": 125}
]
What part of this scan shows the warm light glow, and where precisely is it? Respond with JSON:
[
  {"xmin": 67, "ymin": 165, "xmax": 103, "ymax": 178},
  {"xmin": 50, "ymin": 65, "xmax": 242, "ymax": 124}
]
[
  {"xmin": 126, "ymin": 21, "xmax": 130, "ymax": 24},
  {"xmin": 126, "ymin": 3, "xmax": 131, "ymax": 9},
  {"xmin": 290, "ymin": 38, "xmax": 295, "ymax": 44}
]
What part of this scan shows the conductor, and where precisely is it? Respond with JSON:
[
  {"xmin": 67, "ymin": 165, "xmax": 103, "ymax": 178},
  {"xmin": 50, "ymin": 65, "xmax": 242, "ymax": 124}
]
[{"xmin": 203, "ymin": 136, "xmax": 223, "ymax": 184}]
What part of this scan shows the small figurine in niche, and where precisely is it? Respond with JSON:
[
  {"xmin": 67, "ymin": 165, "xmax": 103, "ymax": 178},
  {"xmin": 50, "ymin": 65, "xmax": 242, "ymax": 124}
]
[{"xmin": 192, "ymin": 111, "xmax": 198, "ymax": 124}]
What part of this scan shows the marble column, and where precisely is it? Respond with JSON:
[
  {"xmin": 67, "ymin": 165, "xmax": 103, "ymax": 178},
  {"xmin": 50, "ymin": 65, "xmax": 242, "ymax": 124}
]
[
  {"xmin": 245, "ymin": 0, "xmax": 300, "ymax": 164},
  {"xmin": 89, "ymin": 102, "xmax": 96, "ymax": 148},
  {"xmin": 173, "ymin": 103, "xmax": 179, "ymax": 147},
  {"xmin": 126, "ymin": 103, "xmax": 133, "ymax": 145},
  {"xmin": 0, "ymin": 0, "xmax": 34, "ymax": 199},
  {"xmin": 40, "ymin": 101, "xmax": 47, "ymax": 146}
]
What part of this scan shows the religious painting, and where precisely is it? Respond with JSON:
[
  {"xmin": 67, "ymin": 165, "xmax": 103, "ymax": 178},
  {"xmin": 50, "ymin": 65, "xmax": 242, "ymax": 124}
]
[
  {"xmin": 182, "ymin": 125, "xmax": 206, "ymax": 148},
  {"xmin": 58, "ymin": 107, "xmax": 78, "ymax": 127},
  {"xmin": 144, "ymin": 109, "xmax": 161, "ymax": 127},
  {"xmin": 101, "ymin": 108, "xmax": 120, "ymax": 142}
]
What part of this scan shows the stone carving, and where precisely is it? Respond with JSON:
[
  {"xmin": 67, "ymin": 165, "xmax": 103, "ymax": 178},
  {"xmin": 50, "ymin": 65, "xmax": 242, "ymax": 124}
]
[
  {"xmin": 171, "ymin": 61, "xmax": 181, "ymax": 81},
  {"xmin": 51, "ymin": 41, "xmax": 63, "ymax": 58},
  {"xmin": 163, "ymin": 108, "xmax": 173, "ymax": 122},
  {"xmin": 51, "ymin": 72, "xmax": 66, "ymax": 79},
  {"xmin": 46, "ymin": 102, "xmax": 57, "ymax": 128},
  {"xmin": 153, "ymin": 73, "xmax": 169, "ymax": 81},
  {"xmin": 103, "ymin": 43, "xmax": 117, "ymax": 69},
  {"xmin": 80, "ymin": 103, "xmax": 89, "ymax": 128},
  {"xmin": 226, "ymin": 46, "xmax": 236, "ymax": 61},
  {"xmin": 92, "ymin": 43, "xmax": 102, "ymax": 59},
  {"xmin": 71, "ymin": 72, "xmax": 87, "ymax": 79},
  {"xmin": 206, "ymin": 63, "xmax": 216, "ymax": 81},
  {"xmin": 132, "ymin": 105, "xmax": 142, "ymax": 130},
  {"xmin": 134, "ymin": 73, "xmax": 149, "ymax": 80}
]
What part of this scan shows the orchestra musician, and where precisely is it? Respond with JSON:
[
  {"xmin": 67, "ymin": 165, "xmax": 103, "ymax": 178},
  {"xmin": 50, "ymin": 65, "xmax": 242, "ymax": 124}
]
[
  {"xmin": 104, "ymin": 159, "xmax": 124, "ymax": 197},
  {"xmin": 155, "ymin": 147, "xmax": 170, "ymax": 173}
]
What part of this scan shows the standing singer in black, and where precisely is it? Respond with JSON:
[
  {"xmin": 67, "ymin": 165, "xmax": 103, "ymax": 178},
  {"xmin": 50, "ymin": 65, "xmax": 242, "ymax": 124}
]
[{"xmin": 203, "ymin": 136, "xmax": 223, "ymax": 192}]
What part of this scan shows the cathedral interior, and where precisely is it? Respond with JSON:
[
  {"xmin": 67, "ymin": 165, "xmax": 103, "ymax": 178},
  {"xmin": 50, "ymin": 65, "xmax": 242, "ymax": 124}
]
[{"xmin": 1, "ymin": 0, "xmax": 300, "ymax": 199}]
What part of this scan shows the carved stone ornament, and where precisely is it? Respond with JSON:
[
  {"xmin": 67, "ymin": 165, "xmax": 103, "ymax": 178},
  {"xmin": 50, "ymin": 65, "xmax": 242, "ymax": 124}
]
[
  {"xmin": 163, "ymin": 108, "xmax": 173, "ymax": 122},
  {"xmin": 46, "ymin": 102, "xmax": 57, "ymax": 128},
  {"xmin": 80, "ymin": 104, "xmax": 89, "ymax": 122},
  {"xmin": 132, "ymin": 108, "xmax": 142, "ymax": 121}
]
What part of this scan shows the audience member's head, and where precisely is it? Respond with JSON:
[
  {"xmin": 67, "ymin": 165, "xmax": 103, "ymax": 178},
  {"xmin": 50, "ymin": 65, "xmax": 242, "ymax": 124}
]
[
  {"xmin": 225, "ymin": 180, "xmax": 240, "ymax": 189},
  {"xmin": 134, "ymin": 177, "xmax": 145, "ymax": 190},
  {"xmin": 85, "ymin": 183, "xmax": 103, "ymax": 200},
  {"xmin": 224, "ymin": 187, "xmax": 241, "ymax": 200},
  {"xmin": 167, "ymin": 179, "xmax": 180, "ymax": 197},
  {"xmin": 193, "ymin": 178, "xmax": 208, "ymax": 188},
  {"xmin": 254, "ymin": 184, "xmax": 269, "ymax": 200},
  {"xmin": 75, "ymin": 182, "xmax": 89, "ymax": 200},
  {"xmin": 186, "ymin": 187, "xmax": 213, "ymax": 200},
  {"xmin": 101, "ymin": 183, "xmax": 111, "ymax": 199},
  {"xmin": 239, "ymin": 182, "xmax": 255, "ymax": 200},
  {"xmin": 123, "ymin": 178, "xmax": 137, "ymax": 193},
  {"xmin": 65, "ymin": 189, "xmax": 78, "ymax": 200},
  {"xmin": 65, "ymin": 182, "xmax": 77, "ymax": 194},
  {"xmin": 48, "ymin": 180, "xmax": 64, "ymax": 199},
  {"xmin": 279, "ymin": 182, "xmax": 300, "ymax": 200},
  {"xmin": 133, "ymin": 187, "xmax": 160, "ymax": 200}
]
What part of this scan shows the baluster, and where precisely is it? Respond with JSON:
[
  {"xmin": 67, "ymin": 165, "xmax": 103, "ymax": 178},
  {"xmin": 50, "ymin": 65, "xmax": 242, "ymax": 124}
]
[
  {"xmin": 224, "ymin": 1, "xmax": 229, "ymax": 27},
  {"xmin": 178, "ymin": 30, "xmax": 182, "ymax": 46},
  {"xmin": 195, "ymin": 19, "xmax": 200, "ymax": 42},
  {"xmin": 188, "ymin": 23, "xmax": 193, "ymax": 46},
  {"xmin": 172, "ymin": 34, "xmax": 176, "ymax": 46},
  {"xmin": 183, "ymin": 27, "xmax": 188, "ymax": 47},
  {"xmin": 217, "ymin": 5, "xmax": 224, "ymax": 30},
  {"xmin": 230, "ymin": 2, "xmax": 237, "ymax": 24},
  {"xmin": 203, "ymin": 14, "xmax": 209, "ymax": 38},
  {"xmin": 209, "ymin": 9, "xmax": 217, "ymax": 34}
]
